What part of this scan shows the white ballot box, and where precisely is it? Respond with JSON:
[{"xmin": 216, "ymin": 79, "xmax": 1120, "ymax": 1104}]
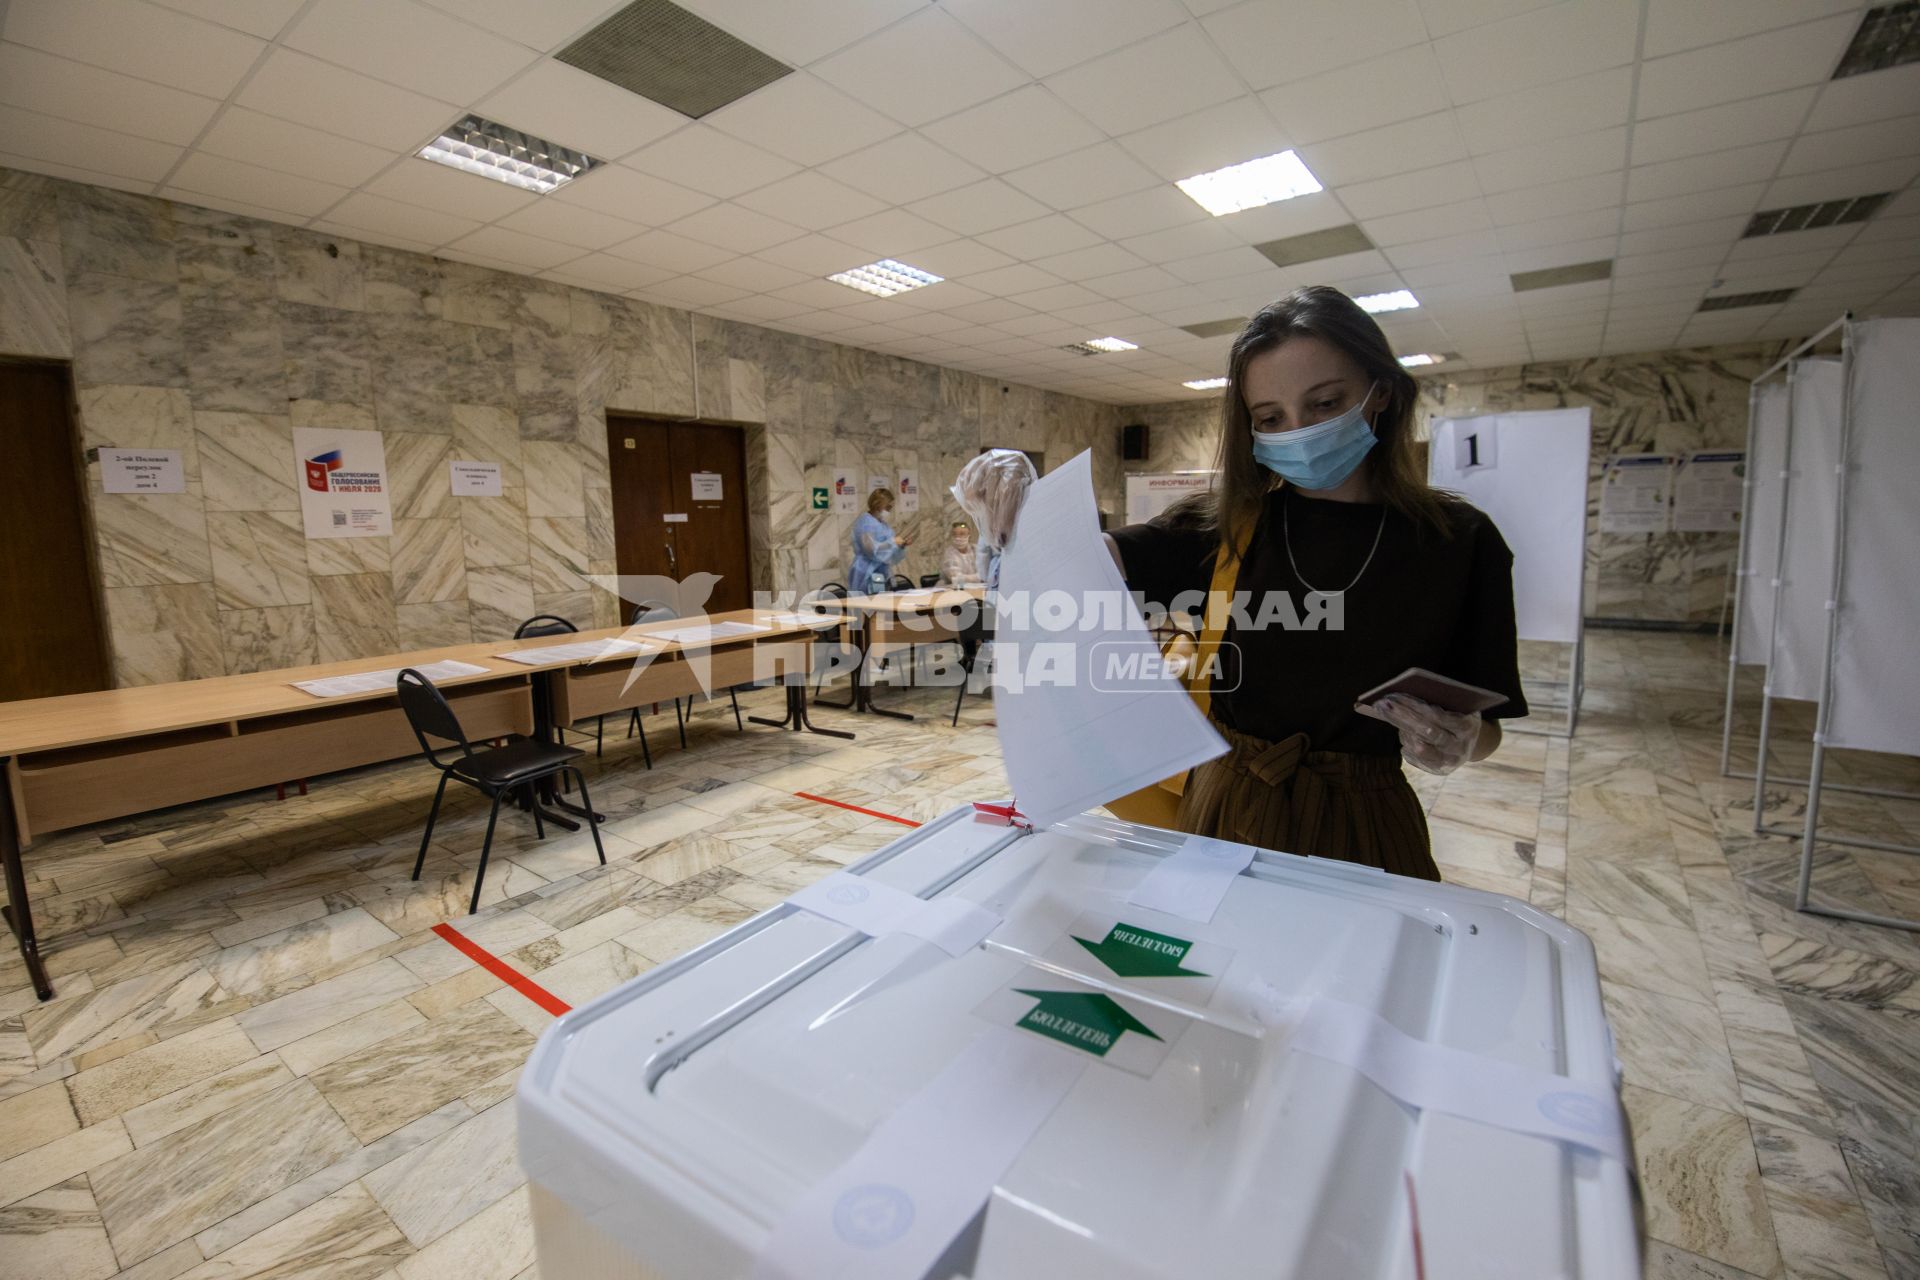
[{"xmin": 519, "ymin": 808, "xmax": 1639, "ymax": 1280}]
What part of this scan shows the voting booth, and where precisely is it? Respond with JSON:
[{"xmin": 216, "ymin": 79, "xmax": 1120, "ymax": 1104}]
[
  {"xmin": 1721, "ymin": 317, "xmax": 1920, "ymax": 931},
  {"xmin": 1427, "ymin": 409, "xmax": 1590, "ymax": 736},
  {"xmin": 519, "ymin": 807, "xmax": 1638, "ymax": 1279}
]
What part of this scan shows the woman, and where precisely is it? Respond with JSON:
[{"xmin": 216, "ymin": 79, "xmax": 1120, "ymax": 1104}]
[
  {"xmin": 966, "ymin": 287, "xmax": 1526, "ymax": 880},
  {"xmin": 941, "ymin": 522, "xmax": 983, "ymax": 586},
  {"xmin": 849, "ymin": 486, "xmax": 911, "ymax": 595}
]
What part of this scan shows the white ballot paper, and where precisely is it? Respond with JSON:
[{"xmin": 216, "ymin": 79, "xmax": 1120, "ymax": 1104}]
[
  {"xmin": 494, "ymin": 638, "xmax": 650, "ymax": 666},
  {"xmin": 292, "ymin": 659, "xmax": 489, "ymax": 698},
  {"xmin": 992, "ymin": 450, "xmax": 1226, "ymax": 829},
  {"xmin": 638, "ymin": 620, "xmax": 769, "ymax": 646}
]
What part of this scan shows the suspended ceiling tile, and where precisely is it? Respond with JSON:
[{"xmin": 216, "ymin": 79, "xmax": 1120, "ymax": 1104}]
[
  {"xmin": 626, "ymin": 125, "xmax": 800, "ymax": 198},
  {"xmin": 1205, "ymin": 0, "xmax": 1426, "ymax": 91},
  {"xmin": 0, "ymin": 43, "xmax": 220, "ymax": 147},
  {"xmin": 1634, "ymin": 14, "xmax": 1859, "ymax": 119},
  {"xmin": 5, "ymin": 0, "xmax": 266, "ymax": 97},
  {"xmin": 475, "ymin": 59, "xmax": 687, "ymax": 163},
  {"xmin": 285, "ymin": 0, "xmax": 534, "ymax": 106},
  {"xmin": 1259, "ymin": 44, "xmax": 1450, "ymax": 147},
  {"xmin": 1431, "ymin": 0, "xmax": 1638, "ymax": 106},
  {"xmin": 703, "ymin": 72, "xmax": 900, "ymax": 167},
  {"xmin": 671, "ymin": 0, "xmax": 927, "ymax": 68},
  {"xmin": 236, "ymin": 49, "xmax": 459, "ymax": 152},
  {"xmin": 908, "ymin": 178, "xmax": 1054, "ymax": 237},
  {"xmin": 940, "ymin": 0, "xmax": 1189, "ymax": 79},
  {"xmin": 812, "ymin": 6, "xmax": 1025, "ymax": 127},
  {"xmin": 1044, "ymin": 26, "xmax": 1241, "ymax": 135}
]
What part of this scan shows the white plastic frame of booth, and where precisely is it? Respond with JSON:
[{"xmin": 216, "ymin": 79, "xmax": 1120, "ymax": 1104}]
[
  {"xmin": 1723, "ymin": 316, "xmax": 1920, "ymax": 932},
  {"xmin": 1428, "ymin": 409, "xmax": 1589, "ymax": 738}
]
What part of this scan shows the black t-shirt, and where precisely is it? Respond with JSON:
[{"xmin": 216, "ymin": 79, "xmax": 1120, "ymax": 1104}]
[{"xmin": 1109, "ymin": 488, "xmax": 1528, "ymax": 756}]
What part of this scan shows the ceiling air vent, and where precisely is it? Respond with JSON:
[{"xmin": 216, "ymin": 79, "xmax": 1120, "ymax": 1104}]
[
  {"xmin": 1698, "ymin": 289, "xmax": 1798, "ymax": 312},
  {"xmin": 1252, "ymin": 223, "xmax": 1374, "ymax": 269},
  {"xmin": 556, "ymin": 0, "xmax": 792, "ymax": 119},
  {"xmin": 1834, "ymin": 1, "xmax": 1920, "ymax": 78},
  {"xmin": 1744, "ymin": 192, "xmax": 1891, "ymax": 237},
  {"xmin": 1178, "ymin": 317, "xmax": 1246, "ymax": 338},
  {"xmin": 1511, "ymin": 259, "xmax": 1613, "ymax": 292}
]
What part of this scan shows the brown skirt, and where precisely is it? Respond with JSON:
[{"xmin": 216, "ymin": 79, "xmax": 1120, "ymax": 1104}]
[{"xmin": 1175, "ymin": 721, "xmax": 1439, "ymax": 881}]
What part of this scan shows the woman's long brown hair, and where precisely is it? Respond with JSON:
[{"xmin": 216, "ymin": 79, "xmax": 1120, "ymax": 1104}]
[{"xmin": 1204, "ymin": 285, "xmax": 1452, "ymax": 558}]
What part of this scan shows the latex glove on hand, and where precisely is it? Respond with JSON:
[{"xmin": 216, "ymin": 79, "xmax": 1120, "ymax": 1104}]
[
  {"xmin": 1355, "ymin": 693, "xmax": 1482, "ymax": 776},
  {"xmin": 949, "ymin": 449, "xmax": 1037, "ymax": 554}
]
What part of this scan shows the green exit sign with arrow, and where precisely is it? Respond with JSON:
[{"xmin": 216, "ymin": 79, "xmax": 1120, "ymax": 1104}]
[
  {"xmin": 1072, "ymin": 923, "xmax": 1207, "ymax": 978},
  {"xmin": 1014, "ymin": 989, "xmax": 1161, "ymax": 1057}
]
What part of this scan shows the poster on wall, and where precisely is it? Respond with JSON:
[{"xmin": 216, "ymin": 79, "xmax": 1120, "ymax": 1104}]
[
  {"xmin": 1599, "ymin": 453, "xmax": 1674, "ymax": 534},
  {"xmin": 293, "ymin": 426, "xmax": 392, "ymax": 538},
  {"xmin": 832, "ymin": 468, "xmax": 858, "ymax": 514},
  {"xmin": 1124, "ymin": 472, "xmax": 1213, "ymax": 524},
  {"xmin": 897, "ymin": 467, "xmax": 919, "ymax": 514},
  {"xmin": 449, "ymin": 460, "xmax": 501, "ymax": 497},
  {"xmin": 691, "ymin": 471, "xmax": 723, "ymax": 501},
  {"xmin": 1672, "ymin": 451, "xmax": 1744, "ymax": 532},
  {"xmin": 867, "ymin": 473, "xmax": 890, "ymax": 500},
  {"xmin": 100, "ymin": 448, "xmax": 185, "ymax": 494}
]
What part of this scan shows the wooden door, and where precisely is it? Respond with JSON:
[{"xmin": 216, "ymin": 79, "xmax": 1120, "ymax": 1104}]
[
  {"xmin": 669, "ymin": 421, "xmax": 751, "ymax": 613},
  {"xmin": 0, "ymin": 361, "xmax": 111, "ymax": 700},
  {"xmin": 605, "ymin": 415, "xmax": 753, "ymax": 615}
]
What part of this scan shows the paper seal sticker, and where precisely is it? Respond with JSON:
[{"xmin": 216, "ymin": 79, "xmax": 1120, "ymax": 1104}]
[
  {"xmin": 751, "ymin": 1028, "xmax": 1083, "ymax": 1280},
  {"xmin": 790, "ymin": 872, "xmax": 998, "ymax": 957},
  {"xmin": 1126, "ymin": 834, "xmax": 1256, "ymax": 923}
]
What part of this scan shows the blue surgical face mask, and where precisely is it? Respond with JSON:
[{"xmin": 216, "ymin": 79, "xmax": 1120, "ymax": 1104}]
[{"xmin": 1250, "ymin": 382, "xmax": 1379, "ymax": 491}]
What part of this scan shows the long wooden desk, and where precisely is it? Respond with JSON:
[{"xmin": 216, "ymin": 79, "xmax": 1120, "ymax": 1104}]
[
  {"xmin": 812, "ymin": 587, "xmax": 985, "ymax": 720},
  {"xmin": 0, "ymin": 608, "xmax": 844, "ymax": 1000}
]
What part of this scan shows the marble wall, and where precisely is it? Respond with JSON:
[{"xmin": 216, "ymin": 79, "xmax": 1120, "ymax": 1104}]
[
  {"xmin": 0, "ymin": 167, "xmax": 1122, "ymax": 686},
  {"xmin": 1118, "ymin": 341, "xmax": 1791, "ymax": 625}
]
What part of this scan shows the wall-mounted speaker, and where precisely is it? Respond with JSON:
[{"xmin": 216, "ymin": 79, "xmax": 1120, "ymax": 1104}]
[{"xmin": 1121, "ymin": 423, "xmax": 1149, "ymax": 461}]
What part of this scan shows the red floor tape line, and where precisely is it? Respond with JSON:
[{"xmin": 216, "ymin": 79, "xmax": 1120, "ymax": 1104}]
[
  {"xmin": 432, "ymin": 922, "xmax": 572, "ymax": 1017},
  {"xmin": 793, "ymin": 791, "xmax": 921, "ymax": 827}
]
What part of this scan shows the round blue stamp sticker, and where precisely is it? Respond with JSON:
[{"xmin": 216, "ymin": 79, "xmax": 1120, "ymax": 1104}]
[
  {"xmin": 832, "ymin": 1183, "xmax": 915, "ymax": 1248},
  {"xmin": 1538, "ymin": 1090, "xmax": 1609, "ymax": 1134}
]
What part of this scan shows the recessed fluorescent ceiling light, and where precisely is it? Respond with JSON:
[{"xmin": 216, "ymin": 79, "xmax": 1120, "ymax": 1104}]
[
  {"xmin": 419, "ymin": 114, "xmax": 598, "ymax": 193},
  {"xmin": 1355, "ymin": 289, "xmax": 1419, "ymax": 314},
  {"xmin": 1076, "ymin": 336, "xmax": 1138, "ymax": 353},
  {"xmin": 1397, "ymin": 353, "xmax": 1443, "ymax": 367},
  {"xmin": 1176, "ymin": 150, "xmax": 1322, "ymax": 216},
  {"xmin": 828, "ymin": 259, "xmax": 943, "ymax": 297},
  {"xmin": 1183, "ymin": 376, "xmax": 1228, "ymax": 390}
]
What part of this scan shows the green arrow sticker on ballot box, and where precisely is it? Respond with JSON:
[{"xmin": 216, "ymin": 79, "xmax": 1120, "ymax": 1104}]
[
  {"xmin": 1014, "ymin": 990, "xmax": 1161, "ymax": 1057},
  {"xmin": 1072, "ymin": 923, "xmax": 1208, "ymax": 978}
]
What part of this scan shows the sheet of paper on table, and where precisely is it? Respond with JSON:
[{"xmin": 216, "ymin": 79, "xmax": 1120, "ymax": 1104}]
[
  {"xmin": 494, "ymin": 638, "xmax": 651, "ymax": 666},
  {"xmin": 991, "ymin": 450, "xmax": 1226, "ymax": 829},
  {"xmin": 292, "ymin": 659, "xmax": 491, "ymax": 698},
  {"xmin": 760, "ymin": 612, "xmax": 838, "ymax": 628},
  {"xmin": 640, "ymin": 620, "xmax": 770, "ymax": 646}
]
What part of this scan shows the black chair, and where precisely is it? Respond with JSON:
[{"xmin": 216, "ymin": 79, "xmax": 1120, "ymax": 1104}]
[
  {"xmin": 807, "ymin": 583, "xmax": 858, "ymax": 703},
  {"xmin": 398, "ymin": 668, "xmax": 604, "ymax": 915},
  {"xmin": 514, "ymin": 614, "xmax": 611, "ymax": 758},
  {"xmin": 951, "ymin": 602, "xmax": 995, "ymax": 726}
]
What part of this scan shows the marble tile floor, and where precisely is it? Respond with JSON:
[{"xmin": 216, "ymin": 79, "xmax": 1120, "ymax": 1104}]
[{"xmin": 1, "ymin": 634, "xmax": 1917, "ymax": 1279}]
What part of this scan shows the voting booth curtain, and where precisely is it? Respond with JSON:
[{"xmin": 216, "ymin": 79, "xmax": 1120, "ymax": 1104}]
[
  {"xmin": 1731, "ymin": 379, "xmax": 1786, "ymax": 668},
  {"xmin": 1428, "ymin": 408, "xmax": 1588, "ymax": 736},
  {"xmin": 1727, "ymin": 318, "xmax": 1920, "ymax": 932}
]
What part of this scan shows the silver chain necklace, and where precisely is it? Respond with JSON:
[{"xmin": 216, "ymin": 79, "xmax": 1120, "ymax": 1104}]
[{"xmin": 1282, "ymin": 489, "xmax": 1387, "ymax": 596}]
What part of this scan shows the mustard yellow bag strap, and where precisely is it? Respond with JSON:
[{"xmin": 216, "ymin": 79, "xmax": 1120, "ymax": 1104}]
[{"xmin": 1188, "ymin": 522, "xmax": 1246, "ymax": 720}]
